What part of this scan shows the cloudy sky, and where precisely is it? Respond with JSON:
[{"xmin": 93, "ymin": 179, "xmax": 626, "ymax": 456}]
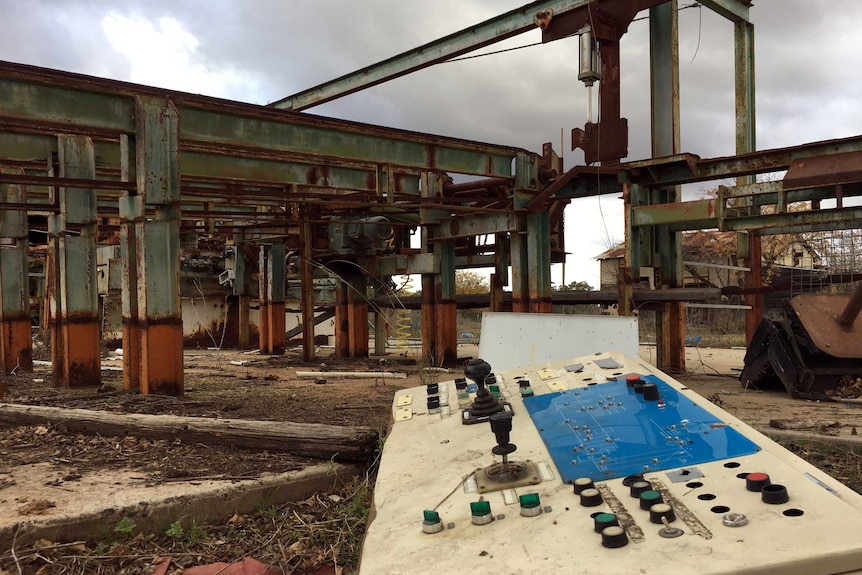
[{"xmin": 3, "ymin": 0, "xmax": 861, "ymax": 288}]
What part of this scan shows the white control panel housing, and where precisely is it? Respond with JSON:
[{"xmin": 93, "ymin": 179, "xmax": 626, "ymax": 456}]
[{"xmin": 359, "ymin": 352, "xmax": 862, "ymax": 575}]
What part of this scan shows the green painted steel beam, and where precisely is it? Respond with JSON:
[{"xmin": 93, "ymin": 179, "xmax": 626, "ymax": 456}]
[
  {"xmin": 431, "ymin": 212, "xmax": 521, "ymax": 240},
  {"xmin": 622, "ymin": 136, "xmax": 862, "ymax": 187},
  {"xmin": 633, "ymin": 198, "xmax": 718, "ymax": 229},
  {"xmin": 180, "ymin": 108, "xmax": 514, "ymax": 178},
  {"xmin": 700, "ymin": 0, "xmax": 751, "ymax": 22},
  {"xmin": 0, "ymin": 78, "xmax": 135, "ymax": 132},
  {"xmin": 179, "ymin": 150, "xmax": 380, "ymax": 191},
  {"xmin": 269, "ymin": 0, "xmax": 596, "ymax": 111},
  {"xmin": 0, "ymin": 62, "xmax": 527, "ymax": 179},
  {"xmin": 356, "ymin": 253, "xmax": 438, "ymax": 276},
  {"xmin": 0, "ymin": 174, "xmax": 28, "ymax": 317},
  {"xmin": 726, "ymin": 207, "xmax": 862, "ymax": 233},
  {"xmin": 135, "ymin": 97, "xmax": 182, "ymax": 320},
  {"xmin": 57, "ymin": 135, "xmax": 99, "ymax": 315}
]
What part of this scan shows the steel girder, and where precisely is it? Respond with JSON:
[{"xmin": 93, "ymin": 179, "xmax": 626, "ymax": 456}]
[{"xmin": 270, "ymin": 0, "xmax": 750, "ymax": 112}]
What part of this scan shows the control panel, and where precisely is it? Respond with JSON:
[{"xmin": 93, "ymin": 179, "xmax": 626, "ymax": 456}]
[{"xmin": 359, "ymin": 352, "xmax": 862, "ymax": 575}]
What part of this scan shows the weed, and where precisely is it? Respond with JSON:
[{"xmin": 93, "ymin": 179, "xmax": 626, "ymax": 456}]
[{"xmin": 113, "ymin": 516, "xmax": 136, "ymax": 536}]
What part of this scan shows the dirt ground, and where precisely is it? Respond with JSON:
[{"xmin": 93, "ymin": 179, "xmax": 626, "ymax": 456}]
[{"xmin": 2, "ymin": 344, "xmax": 862, "ymax": 574}]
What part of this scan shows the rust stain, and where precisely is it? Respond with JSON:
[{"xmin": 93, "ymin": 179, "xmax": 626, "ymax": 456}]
[
  {"xmin": 0, "ymin": 318, "xmax": 33, "ymax": 373},
  {"xmin": 62, "ymin": 320, "xmax": 101, "ymax": 388},
  {"xmin": 140, "ymin": 320, "xmax": 184, "ymax": 396}
]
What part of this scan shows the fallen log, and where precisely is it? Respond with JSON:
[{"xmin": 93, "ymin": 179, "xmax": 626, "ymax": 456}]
[{"xmin": 0, "ymin": 403, "xmax": 377, "ymax": 462}]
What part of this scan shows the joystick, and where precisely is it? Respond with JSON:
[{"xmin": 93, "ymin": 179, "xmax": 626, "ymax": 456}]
[
  {"xmin": 490, "ymin": 412, "xmax": 517, "ymax": 466},
  {"xmin": 462, "ymin": 358, "xmax": 511, "ymax": 425},
  {"xmin": 472, "ymin": 393, "xmax": 539, "ymax": 494}
]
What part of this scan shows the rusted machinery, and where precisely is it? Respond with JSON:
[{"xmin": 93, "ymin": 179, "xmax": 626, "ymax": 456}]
[{"xmin": 740, "ymin": 281, "xmax": 862, "ymax": 400}]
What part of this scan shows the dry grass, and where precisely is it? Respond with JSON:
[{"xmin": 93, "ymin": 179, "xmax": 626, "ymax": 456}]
[{"xmin": 0, "ymin": 474, "xmax": 375, "ymax": 575}]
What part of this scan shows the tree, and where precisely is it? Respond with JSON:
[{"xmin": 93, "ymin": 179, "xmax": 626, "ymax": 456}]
[
  {"xmin": 555, "ymin": 280, "xmax": 594, "ymax": 292},
  {"xmin": 455, "ymin": 270, "xmax": 489, "ymax": 294},
  {"xmin": 552, "ymin": 280, "xmax": 599, "ymax": 315}
]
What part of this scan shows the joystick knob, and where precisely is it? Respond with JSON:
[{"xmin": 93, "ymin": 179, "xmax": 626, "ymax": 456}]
[
  {"xmin": 490, "ymin": 412, "xmax": 517, "ymax": 456},
  {"xmin": 465, "ymin": 358, "xmax": 493, "ymax": 388}
]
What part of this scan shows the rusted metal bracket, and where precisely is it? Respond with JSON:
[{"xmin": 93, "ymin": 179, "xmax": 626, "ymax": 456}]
[{"xmin": 572, "ymin": 118, "xmax": 629, "ymax": 165}]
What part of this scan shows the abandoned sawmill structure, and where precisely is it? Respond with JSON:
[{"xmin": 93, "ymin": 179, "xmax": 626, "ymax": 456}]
[{"xmin": 2, "ymin": 0, "xmax": 862, "ymax": 397}]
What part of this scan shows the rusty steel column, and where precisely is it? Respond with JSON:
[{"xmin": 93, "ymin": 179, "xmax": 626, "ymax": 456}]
[
  {"xmin": 512, "ymin": 153, "xmax": 545, "ymax": 313},
  {"xmin": 742, "ymin": 232, "xmax": 763, "ymax": 345},
  {"xmin": 526, "ymin": 211, "xmax": 552, "ymax": 313},
  {"xmin": 258, "ymin": 241, "xmax": 286, "ymax": 355},
  {"xmin": 55, "ymin": 135, "xmax": 100, "ymax": 388},
  {"xmin": 334, "ymin": 277, "xmax": 350, "ymax": 358},
  {"xmin": 420, "ymin": 273, "xmax": 438, "ymax": 363},
  {"xmin": 334, "ymin": 268, "xmax": 368, "ymax": 359},
  {"xmin": 231, "ymin": 231, "xmax": 252, "ymax": 349},
  {"xmin": 436, "ymin": 237, "xmax": 457, "ymax": 366},
  {"xmin": 133, "ymin": 97, "xmax": 183, "ymax": 395},
  {"xmin": 300, "ymin": 213, "xmax": 316, "ymax": 362},
  {"xmin": 650, "ymin": 1, "xmax": 685, "ymax": 373},
  {"xmin": 347, "ymin": 272, "xmax": 369, "ymax": 358},
  {"xmin": 490, "ymin": 232, "xmax": 509, "ymax": 312},
  {"xmin": 0, "ymin": 169, "xmax": 32, "ymax": 373},
  {"xmin": 118, "ymin": 134, "xmax": 141, "ymax": 391}
]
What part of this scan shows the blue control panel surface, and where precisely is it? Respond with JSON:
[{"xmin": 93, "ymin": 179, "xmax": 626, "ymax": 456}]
[{"xmin": 523, "ymin": 375, "xmax": 761, "ymax": 483}]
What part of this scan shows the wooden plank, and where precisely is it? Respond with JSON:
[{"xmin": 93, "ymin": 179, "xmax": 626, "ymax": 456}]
[{"xmin": 0, "ymin": 403, "xmax": 377, "ymax": 462}]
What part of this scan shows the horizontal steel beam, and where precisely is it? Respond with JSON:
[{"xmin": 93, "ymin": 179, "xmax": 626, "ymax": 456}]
[
  {"xmin": 0, "ymin": 62, "xmax": 530, "ymax": 179},
  {"xmin": 355, "ymin": 253, "xmax": 438, "ymax": 276},
  {"xmin": 621, "ymin": 135, "xmax": 862, "ymax": 187},
  {"xmin": 432, "ymin": 213, "xmax": 521, "ymax": 240},
  {"xmin": 699, "ymin": 0, "xmax": 751, "ymax": 22},
  {"xmin": 269, "ymin": 0, "xmax": 595, "ymax": 111}
]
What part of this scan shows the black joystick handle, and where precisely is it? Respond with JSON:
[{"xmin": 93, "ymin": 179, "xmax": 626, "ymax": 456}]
[
  {"xmin": 490, "ymin": 412, "xmax": 517, "ymax": 456},
  {"xmin": 465, "ymin": 358, "xmax": 493, "ymax": 390}
]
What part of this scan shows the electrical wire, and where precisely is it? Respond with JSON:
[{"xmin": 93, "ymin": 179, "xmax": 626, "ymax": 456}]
[
  {"xmin": 691, "ymin": 2, "xmax": 703, "ymax": 63},
  {"xmin": 438, "ymin": 3, "xmax": 703, "ymax": 65}
]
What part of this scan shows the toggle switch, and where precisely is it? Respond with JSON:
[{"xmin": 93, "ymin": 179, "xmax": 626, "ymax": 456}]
[
  {"xmin": 422, "ymin": 510, "xmax": 445, "ymax": 534},
  {"xmin": 471, "ymin": 500, "xmax": 494, "ymax": 525},
  {"xmin": 519, "ymin": 493, "xmax": 543, "ymax": 517}
]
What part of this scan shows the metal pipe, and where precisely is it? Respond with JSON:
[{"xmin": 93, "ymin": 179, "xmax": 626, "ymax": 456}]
[
  {"xmin": 837, "ymin": 281, "xmax": 862, "ymax": 330},
  {"xmin": 443, "ymin": 177, "xmax": 511, "ymax": 196}
]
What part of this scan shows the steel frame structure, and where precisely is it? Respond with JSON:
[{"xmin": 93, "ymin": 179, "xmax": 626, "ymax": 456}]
[{"xmin": 2, "ymin": 0, "xmax": 861, "ymax": 393}]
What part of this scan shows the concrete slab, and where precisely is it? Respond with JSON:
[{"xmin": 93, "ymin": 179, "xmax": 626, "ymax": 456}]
[{"xmin": 0, "ymin": 461, "xmax": 361, "ymax": 549}]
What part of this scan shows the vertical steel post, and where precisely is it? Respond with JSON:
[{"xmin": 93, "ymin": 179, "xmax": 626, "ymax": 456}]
[
  {"xmin": 490, "ymin": 233, "xmax": 509, "ymax": 312},
  {"xmin": 0, "ymin": 169, "xmax": 32, "ymax": 373},
  {"xmin": 133, "ymin": 97, "xmax": 183, "ymax": 395},
  {"xmin": 649, "ymin": 1, "xmax": 685, "ymax": 372},
  {"xmin": 735, "ymin": 20, "xmax": 761, "ymax": 344},
  {"xmin": 300, "ymin": 212, "xmax": 316, "ymax": 362},
  {"xmin": 258, "ymin": 241, "xmax": 286, "ymax": 355},
  {"xmin": 232, "ymin": 230, "xmax": 251, "ymax": 349},
  {"xmin": 417, "ymin": 172, "xmax": 456, "ymax": 365},
  {"xmin": 56, "ymin": 135, "xmax": 100, "ymax": 387},
  {"xmin": 619, "ymin": 182, "xmax": 635, "ymax": 317},
  {"xmin": 512, "ymin": 152, "xmax": 548, "ymax": 313},
  {"xmin": 346, "ymin": 271, "xmax": 368, "ymax": 358},
  {"xmin": 119, "ymin": 134, "xmax": 141, "ymax": 391}
]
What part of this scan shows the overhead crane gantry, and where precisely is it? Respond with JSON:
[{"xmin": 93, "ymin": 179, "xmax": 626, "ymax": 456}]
[{"xmin": 6, "ymin": 0, "xmax": 861, "ymax": 395}]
